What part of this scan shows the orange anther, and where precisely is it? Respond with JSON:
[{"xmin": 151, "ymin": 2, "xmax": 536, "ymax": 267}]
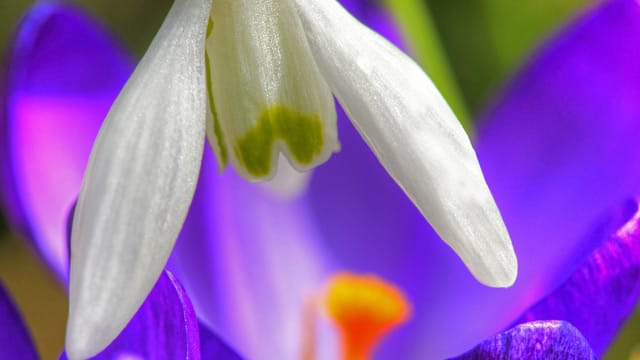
[{"xmin": 324, "ymin": 273, "xmax": 412, "ymax": 360}]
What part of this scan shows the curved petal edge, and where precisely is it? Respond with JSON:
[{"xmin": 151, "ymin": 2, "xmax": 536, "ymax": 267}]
[{"xmin": 451, "ymin": 321, "xmax": 595, "ymax": 360}]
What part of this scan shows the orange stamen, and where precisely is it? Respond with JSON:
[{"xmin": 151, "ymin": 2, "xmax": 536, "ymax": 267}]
[{"xmin": 324, "ymin": 272, "xmax": 412, "ymax": 360}]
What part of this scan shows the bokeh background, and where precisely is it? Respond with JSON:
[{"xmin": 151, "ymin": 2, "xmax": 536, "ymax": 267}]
[{"xmin": 0, "ymin": 0, "xmax": 638, "ymax": 358}]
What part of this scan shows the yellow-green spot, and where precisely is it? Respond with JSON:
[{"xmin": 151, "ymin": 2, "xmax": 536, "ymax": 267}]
[
  {"xmin": 207, "ymin": 18, "xmax": 214, "ymax": 37},
  {"xmin": 205, "ymin": 50, "xmax": 228, "ymax": 166},
  {"xmin": 234, "ymin": 106, "xmax": 325, "ymax": 178}
]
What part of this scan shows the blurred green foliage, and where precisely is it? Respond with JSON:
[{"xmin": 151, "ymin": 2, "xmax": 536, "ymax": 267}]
[
  {"xmin": 610, "ymin": 307, "xmax": 640, "ymax": 359},
  {"xmin": 428, "ymin": 0, "xmax": 591, "ymax": 115},
  {"xmin": 0, "ymin": 0, "xmax": 638, "ymax": 358},
  {"xmin": 0, "ymin": 0, "xmax": 172, "ymax": 59}
]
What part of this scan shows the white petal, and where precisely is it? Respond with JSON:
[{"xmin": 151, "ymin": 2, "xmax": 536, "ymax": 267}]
[
  {"xmin": 206, "ymin": 0, "xmax": 339, "ymax": 180},
  {"xmin": 260, "ymin": 154, "xmax": 312, "ymax": 199},
  {"xmin": 294, "ymin": 0, "xmax": 517, "ymax": 287},
  {"xmin": 65, "ymin": 0, "xmax": 212, "ymax": 358}
]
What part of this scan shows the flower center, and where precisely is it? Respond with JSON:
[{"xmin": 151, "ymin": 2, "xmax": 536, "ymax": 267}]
[{"xmin": 324, "ymin": 272, "xmax": 412, "ymax": 360}]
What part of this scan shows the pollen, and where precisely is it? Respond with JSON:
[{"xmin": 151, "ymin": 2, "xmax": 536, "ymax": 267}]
[{"xmin": 324, "ymin": 273, "xmax": 412, "ymax": 360}]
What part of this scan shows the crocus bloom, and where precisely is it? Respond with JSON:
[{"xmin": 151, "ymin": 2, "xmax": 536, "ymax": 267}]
[
  {"xmin": 2, "ymin": 0, "xmax": 640, "ymax": 359},
  {"xmin": 66, "ymin": 0, "xmax": 518, "ymax": 356}
]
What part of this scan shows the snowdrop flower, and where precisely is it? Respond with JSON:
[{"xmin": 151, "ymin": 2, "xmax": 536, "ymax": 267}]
[
  {"xmin": 64, "ymin": 0, "xmax": 516, "ymax": 358},
  {"xmin": 3, "ymin": 0, "xmax": 640, "ymax": 358}
]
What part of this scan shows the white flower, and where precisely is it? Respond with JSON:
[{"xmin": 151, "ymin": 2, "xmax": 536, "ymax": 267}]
[{"xmin": 65, "ymin": 0, "xmax": 518, "ymax": 358}]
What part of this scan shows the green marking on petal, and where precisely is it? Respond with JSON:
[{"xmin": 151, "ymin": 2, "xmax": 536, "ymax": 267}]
[
  {"xmin": 205, "ymin": 50, "xmax": 228, "ymax": 166},
  {"xmin": 207, "ymin": 18, "xmax": 214, "ymax": 38},
  {"xmin": 234, "ymin": 105, "xmax": 325, "ymax": 178}
]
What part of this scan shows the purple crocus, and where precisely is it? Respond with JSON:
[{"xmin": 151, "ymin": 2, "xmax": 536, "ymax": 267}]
[{"xmin": 1, "ymin": 0, "xmax": 640, "ymax": 359}]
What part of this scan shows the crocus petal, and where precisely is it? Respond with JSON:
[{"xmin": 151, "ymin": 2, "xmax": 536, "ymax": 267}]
[
  {"xmin": 206, "ymin": 0, "xmax": 338, "ymax": 180},
  {"xmin": 294, "ymin": 0, "xmax": 517, "ymax": 287},
  {"xmin": 169, "ymin": 150, "xmax": 331, "ymax": 360},
  {"xmin": 0, "ymin": 2, "xmax": 131, "ymax": 279},
  {"xmin": 66, "ymin": 0, "xmax": 212, "ymax": 358},
  {"xmin": 199, "ymin": 322, "xmax": 244, "ymax": 360},
  {"xmin": 476, "ymin": 0, "xmax": 640, "ymax": 295},
  {"xmin": 61, "ymin": 271, "xmax": 228, "ymax": 359},
  {"xmin": 0, "ymin": 283, "xmax": 38, "ymax": 360},
  {"xmin": 451, "ymin": 321, "xmax": 595, "ymax": 360},
  {"xmin": 513, "ymin": 198, "xmax": 640, "ymax": 357}
]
